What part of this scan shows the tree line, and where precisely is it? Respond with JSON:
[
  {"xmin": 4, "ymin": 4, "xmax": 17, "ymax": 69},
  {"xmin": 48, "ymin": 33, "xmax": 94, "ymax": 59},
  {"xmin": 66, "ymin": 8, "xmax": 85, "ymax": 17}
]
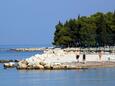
[{"xmin": 53, "ymin": 11, "xmax": 115, "ymax": 48}]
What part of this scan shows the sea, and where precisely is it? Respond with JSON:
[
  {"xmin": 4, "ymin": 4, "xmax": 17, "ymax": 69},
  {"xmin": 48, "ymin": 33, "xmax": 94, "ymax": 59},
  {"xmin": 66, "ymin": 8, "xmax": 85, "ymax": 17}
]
[{"xmin": 0, "ymin": 45, "xmax": 115, "ymax": 86}]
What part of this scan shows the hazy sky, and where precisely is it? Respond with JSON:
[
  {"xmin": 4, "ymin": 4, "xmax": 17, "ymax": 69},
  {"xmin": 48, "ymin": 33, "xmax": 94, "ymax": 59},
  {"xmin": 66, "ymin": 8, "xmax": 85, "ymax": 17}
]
[{"xmin": 0, "ymin": 0, "xmax": 115, "ymax": 46}]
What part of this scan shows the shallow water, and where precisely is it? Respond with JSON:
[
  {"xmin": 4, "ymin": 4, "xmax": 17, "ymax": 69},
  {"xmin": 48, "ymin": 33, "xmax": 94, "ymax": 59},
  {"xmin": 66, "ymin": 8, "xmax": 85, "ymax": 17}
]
[
  {"xmin": 0, "ymin": 66, "xmax": 115, "ymax": 86},
  {"xmin": 0, "ymin": 44, "xmax": 47, "ymax": 60},
  {"xmin": 0, "ymin": 50, "xmax": 43, "ymax": 60}
]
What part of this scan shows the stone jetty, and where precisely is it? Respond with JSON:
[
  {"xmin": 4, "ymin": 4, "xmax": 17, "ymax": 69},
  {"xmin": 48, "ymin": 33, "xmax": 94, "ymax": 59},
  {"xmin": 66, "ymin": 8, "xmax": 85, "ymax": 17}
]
[
  {"xmin": 10, "ymin": 48, "xmax": 47, "ymax": 52},
  {"xmin": 16, "ymin": 48, "xmax": 115, "ymax": 70},
  {"xmin": 0, "ymin": 59, "xmax": 19, "ymax": 63}
]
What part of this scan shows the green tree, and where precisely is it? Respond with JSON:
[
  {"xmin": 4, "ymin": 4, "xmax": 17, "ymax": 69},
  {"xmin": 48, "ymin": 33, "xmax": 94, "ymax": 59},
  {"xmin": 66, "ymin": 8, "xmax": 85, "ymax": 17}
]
[
  {"xmin": 92, "ymin": 13, "xmax": 110, "ymax": 46},
  {"xmin": 111, "ymin": 11, "xmax": 115, "ymax": 45},
  {"xmin": 79, "ymin": 17, "xmax": 96, "ymax": 47},
  {"xmin": 53, "ymin": 11, "xmax": 115, "ymax": 48}
]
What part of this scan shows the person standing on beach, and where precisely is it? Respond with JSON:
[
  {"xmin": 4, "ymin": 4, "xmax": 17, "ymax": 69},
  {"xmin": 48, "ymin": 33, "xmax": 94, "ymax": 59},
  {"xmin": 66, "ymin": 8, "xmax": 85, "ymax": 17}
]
[
  {"xmin": 83, "ymin": 52, "xmax": 86, "ymax": 64},
  {"xmin": 98, "ymin": 50, "xmax": 104, "ymax": 61},
  {"xmin": 76, "ymin": 50, "xmax": 80, "ymax": 62}
]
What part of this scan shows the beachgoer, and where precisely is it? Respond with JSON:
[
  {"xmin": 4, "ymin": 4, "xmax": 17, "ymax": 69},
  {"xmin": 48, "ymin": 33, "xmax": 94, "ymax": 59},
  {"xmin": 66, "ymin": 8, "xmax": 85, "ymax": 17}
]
[
  {"xmin": 98, "ymin": 50, "xmax": 104, "ymax": 61},
  {"xmin": 76, "ymin": 50, "xmax": 80, "ymax": 62},
  {"xmin": 83, "ymin": 52, "xmax": 86, "ymax": 64}
]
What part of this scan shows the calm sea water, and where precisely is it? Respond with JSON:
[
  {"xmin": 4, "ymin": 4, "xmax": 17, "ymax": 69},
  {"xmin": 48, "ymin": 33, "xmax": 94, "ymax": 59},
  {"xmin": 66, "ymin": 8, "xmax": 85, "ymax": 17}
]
[
  {"xmin": 0, "ymin": 50, "xmax": 43, "ymax": 60},
  {"xmin": 0, "ymin": 45, "xmax": 115, "ymax": 86},
  {"xmin": 0, "ymin": 45, "xmax": 45, "ymax": 60},
  {"xmin": 0, "ymin": 67, "xmax": 115, "ymax": 86}
]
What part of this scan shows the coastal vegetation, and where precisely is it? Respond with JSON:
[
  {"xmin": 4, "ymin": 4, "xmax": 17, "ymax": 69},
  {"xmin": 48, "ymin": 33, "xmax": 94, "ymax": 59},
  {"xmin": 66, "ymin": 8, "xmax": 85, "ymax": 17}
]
[{"xmin": 53, "ymin": 11, "xmax": 115, "ymax": 48}]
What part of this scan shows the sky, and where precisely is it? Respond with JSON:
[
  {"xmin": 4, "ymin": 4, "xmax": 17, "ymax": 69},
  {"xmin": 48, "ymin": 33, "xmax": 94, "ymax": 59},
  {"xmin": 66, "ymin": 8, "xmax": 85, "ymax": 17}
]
[{"xmin": 0, "ymin": 0, "xmax": 115, "ymax": 46}]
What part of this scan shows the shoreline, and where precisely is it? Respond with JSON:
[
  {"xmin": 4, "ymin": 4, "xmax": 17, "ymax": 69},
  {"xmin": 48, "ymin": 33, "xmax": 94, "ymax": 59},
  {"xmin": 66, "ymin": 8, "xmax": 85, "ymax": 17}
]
[
  {"xmin": 2, "ymin": 61, "xmax": 115, "ymax": 70},
  {"xmin": 1, "ymin": 48, "xmax": 115, "ymax": 70}
]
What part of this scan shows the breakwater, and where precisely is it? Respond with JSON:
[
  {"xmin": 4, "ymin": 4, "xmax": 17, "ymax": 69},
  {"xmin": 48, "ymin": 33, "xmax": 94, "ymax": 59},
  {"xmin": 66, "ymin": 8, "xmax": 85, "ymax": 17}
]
[
  {"xmin": 0, "ymin": 60, "xmax": 19, "ymax": 63},
  {"xmin": 9, "ymin": 47, "xmax": 115, "ymax": 52},
  {"xmin": 16, "ymin": 61, "xmax": 115, "ymax": 70},
  {"xmin": 15, "ymin": 48, "xmax": 115, "ymax": 70},
  {"xmin": 10, "ymin": 48, "xmax": 46, "ymax": 52}
]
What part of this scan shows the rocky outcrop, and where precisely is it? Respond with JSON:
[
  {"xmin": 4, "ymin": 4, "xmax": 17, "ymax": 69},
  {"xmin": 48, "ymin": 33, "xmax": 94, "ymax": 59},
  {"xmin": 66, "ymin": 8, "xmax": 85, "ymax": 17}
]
[
  {"xmin": 16, "ymin": 60, "xmax": 115, "ymax": 70},
  {"xmin": 16, "ymin": 49, "xmax": 115, "ymax": 70},
  {"xmin": 17, "ymin": 60, "xmax": 28, "ymax": 69},
  {"xmin": 4, "ymin": 62, "xmax": 16, "ymax": 68}
]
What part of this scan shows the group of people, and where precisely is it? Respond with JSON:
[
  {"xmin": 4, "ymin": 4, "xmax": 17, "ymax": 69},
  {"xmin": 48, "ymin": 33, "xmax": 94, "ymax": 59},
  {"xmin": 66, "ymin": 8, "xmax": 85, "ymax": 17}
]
[{"xmin": 75, "ymin": 50, "xmax": 104, "ymax": 63}]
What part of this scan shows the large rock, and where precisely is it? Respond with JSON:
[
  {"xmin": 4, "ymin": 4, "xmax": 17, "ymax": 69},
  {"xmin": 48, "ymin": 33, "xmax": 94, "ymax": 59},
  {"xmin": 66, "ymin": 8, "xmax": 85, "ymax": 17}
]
[
  {"xmin": 52, "ymin": 63, "xmax": 63, "ymax": 69},
  {"xmin": 39, "ymin": 61, "xmax": 46, "ymax": 66},
  {"xmin": 33, "ymin": 64, "xmax": 44, "ymax": 69},
  {"xmin": 44, "ymin": 63, "xmax": 53, "ymax": 69},
  {"xmin": 43, "ymin": 63, "xmax": 65, "ymax": 69},
  {"xmin": 4, "ymin": 62, "xmax": 16, "ymax": 68},
  {"xmin": 17, "ymin": 60, "xmax": 28, "ymax": 69}
]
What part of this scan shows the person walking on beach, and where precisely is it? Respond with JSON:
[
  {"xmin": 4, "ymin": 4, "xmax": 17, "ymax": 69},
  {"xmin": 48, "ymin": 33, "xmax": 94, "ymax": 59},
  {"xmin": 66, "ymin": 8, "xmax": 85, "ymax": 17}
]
[
  {"xmin": 76, "ymin": 50, "xmax": 80, "ymax": 62},
  {"xmin": 98, "ymin": 50, "xmax": 104, "ymax": 62}
]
